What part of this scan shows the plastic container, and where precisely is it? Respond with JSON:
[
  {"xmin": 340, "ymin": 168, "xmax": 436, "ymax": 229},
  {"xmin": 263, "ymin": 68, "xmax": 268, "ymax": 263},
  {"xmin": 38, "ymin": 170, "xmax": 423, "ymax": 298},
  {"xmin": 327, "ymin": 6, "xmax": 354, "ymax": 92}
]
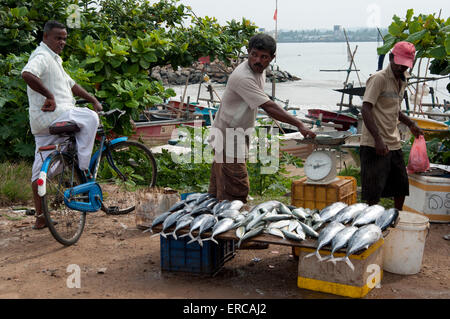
[
  {"xmin": 297, "ymin": 239, "xmax": 384, "ymax": 298},
  {"xmin": 291, "ymin": 176, "xmax": 357, "ymax": 210},
  {"xmin": 383, "ymin": 211, "xmax": 430, "ymax": 275},
  {"xmin": 160, "ymin": 235, "xmax": 235, "ymax": 276},
  {"xmin": 403, "ymin": 173, "xmax": 450, "ymax": 222}
]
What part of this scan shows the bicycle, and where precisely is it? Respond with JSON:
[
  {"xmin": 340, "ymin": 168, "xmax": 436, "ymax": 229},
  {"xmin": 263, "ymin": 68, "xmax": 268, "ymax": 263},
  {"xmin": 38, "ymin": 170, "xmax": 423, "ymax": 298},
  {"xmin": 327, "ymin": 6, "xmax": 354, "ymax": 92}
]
[{"xmin": 35, "ymin": 104, "xmax": 157, "ymax": 246}]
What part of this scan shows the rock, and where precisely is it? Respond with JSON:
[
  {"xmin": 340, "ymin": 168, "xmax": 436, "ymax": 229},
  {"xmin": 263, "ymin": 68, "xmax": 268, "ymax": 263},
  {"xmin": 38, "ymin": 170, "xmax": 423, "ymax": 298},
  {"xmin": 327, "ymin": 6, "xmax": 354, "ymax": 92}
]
[{"xmin": 97, "ymin": 268, "xmax": 107, "ymax": 274}]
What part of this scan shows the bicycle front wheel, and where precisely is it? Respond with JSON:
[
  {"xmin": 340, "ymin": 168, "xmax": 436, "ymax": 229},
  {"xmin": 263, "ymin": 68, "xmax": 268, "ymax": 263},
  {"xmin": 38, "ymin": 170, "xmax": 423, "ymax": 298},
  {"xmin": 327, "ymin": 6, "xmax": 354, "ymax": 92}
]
[
  {"xmin": 96, "ymin": 141, "xmax": 157, "ymax": 215},
  {"xmin": 41, "ymin": 153, "xmax": 87, "ymax": 246}
]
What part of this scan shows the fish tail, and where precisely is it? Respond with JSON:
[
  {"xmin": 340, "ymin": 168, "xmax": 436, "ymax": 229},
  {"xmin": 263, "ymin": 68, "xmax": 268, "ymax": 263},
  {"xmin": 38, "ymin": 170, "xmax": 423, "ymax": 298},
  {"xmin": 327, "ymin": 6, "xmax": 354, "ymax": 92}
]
[
  {"xmin": 325, "ymin": 255, "xmax": 339, "ymax": 265},
  {"xmin": 304, "ymin": 252, "xmax": 315, "ymax": 259},
  {"xmin": 160, "ymin": 232, "xmax": 167, "ymax": 239},
  {"xmin": 198, "ymin": 238, "xmax": 203, "ymax": 247},
  {"xmin": 150, "ymin": 232, "xmax": 161, "ymax": 238},
  {"xmin": 187, "ymin": 236, "xmax": 198, "ymax": 245},
  {"xmin": 143, "ymin": 227, "xmax": 153, "ymax": 233},
  {"xmin": 344, "ymin": 257, "xmax": 355, "ymax": 271},
  {"xmin": 316, "ymin": 251, "xmax": 323, "ymax": 261},
  {"xmin": 178, "ymin": 232, "xmax": 189, "ymax": 239},
  {"xmin": 321, "ymin": 254, "xmax": 332, "ymax": 262},
  {"xmin": 211, "ymin": 237, "xmax": 219, "ymax": 245},
  {"xmin": 172, "ymin": 232, "xmax": 178, "ymax": 240}
]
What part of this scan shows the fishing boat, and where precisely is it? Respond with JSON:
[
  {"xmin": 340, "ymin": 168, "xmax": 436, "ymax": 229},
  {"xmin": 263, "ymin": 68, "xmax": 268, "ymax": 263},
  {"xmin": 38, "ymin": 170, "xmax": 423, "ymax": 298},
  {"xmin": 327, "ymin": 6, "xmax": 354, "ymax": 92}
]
[
  {"xmin": 409, "ymin": 117, "xmax": 450, "ymax": 139},
  {"xmin": 307, "ymin": 109, "xmax": 358, "ymax": 131}
]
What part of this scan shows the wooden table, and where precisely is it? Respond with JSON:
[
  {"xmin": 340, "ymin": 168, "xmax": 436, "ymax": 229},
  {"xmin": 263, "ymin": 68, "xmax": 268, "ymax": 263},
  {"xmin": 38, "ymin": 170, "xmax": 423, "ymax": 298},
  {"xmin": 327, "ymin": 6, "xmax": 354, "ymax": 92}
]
[{"xmin": 150, "ymin": 224, "xmax": 389, "ymax": 254}]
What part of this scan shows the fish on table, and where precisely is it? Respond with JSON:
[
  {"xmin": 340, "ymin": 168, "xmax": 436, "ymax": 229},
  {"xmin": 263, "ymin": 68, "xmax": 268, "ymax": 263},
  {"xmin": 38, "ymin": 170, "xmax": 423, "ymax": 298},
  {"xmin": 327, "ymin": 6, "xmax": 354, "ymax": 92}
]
[
  {"xmin": 333, "ymin": 224, "xmax": 383, "ymax": 271},
  {"xmin": 304, "ymin": 221, "xmax": 346, "ymax": 261}
]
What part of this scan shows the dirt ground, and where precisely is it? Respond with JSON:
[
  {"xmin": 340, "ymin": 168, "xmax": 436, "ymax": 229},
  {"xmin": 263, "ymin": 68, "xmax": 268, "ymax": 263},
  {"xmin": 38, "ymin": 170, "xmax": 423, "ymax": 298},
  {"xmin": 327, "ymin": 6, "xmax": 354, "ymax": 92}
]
[{"xmin": 0, "ymin": 154, "xmax": 449, "ymax": 300}]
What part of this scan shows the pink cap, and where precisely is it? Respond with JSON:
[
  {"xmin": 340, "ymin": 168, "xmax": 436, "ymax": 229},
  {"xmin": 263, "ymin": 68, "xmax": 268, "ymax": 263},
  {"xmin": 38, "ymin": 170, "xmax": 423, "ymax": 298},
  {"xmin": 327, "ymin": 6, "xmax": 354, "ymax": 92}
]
[{"xmin": 392, "ymin": 41, "xmax": 415, "ymax": 68}]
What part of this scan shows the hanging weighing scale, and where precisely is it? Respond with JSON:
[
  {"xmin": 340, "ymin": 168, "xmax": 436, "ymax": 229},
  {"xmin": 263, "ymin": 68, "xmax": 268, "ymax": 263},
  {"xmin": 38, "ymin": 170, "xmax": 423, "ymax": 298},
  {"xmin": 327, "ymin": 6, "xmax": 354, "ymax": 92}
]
[{"xmin": 296, "ymin": 131, "xmax": 352, "ymax": 185}]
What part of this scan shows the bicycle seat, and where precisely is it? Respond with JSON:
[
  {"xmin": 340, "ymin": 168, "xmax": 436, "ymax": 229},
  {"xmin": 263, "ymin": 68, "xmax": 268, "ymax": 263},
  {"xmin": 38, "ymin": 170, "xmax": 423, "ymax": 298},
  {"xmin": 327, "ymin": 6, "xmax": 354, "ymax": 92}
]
[{"xmin": 49, "ymin": 121, "xmax": 80, "ymax": 135}]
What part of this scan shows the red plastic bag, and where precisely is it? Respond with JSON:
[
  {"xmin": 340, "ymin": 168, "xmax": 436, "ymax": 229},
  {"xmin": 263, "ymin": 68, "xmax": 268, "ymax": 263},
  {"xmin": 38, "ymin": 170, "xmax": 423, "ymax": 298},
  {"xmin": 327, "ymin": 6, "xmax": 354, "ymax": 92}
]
[{"xmin": 407, "ymin": 135, "xmax": 430, "ymax": 174}]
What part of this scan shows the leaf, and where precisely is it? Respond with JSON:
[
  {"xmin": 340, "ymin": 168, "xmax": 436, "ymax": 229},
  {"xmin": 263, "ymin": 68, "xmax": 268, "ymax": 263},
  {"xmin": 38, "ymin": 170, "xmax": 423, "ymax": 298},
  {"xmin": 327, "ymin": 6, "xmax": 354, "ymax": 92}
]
[
  {"xmin": 429, "ymin": 46, "xmax": 447, "ymax": 59},
  {"xmin": 125, "ymin": 99, "xmax": 140, "ymax": 108},
  {"xmin": 143, "ymin": 52, "xmax": 157, "ymax": 63},
  {"xmin": 405, "ymin": 29, "xmax": 427, "ymax": 43},
  {"xmin": 147, "ymin": 95, "xmax": 164, "ymax": 105},
  {"xmin": 96, "ymin": 90, "xmax": 109, "ymax": 98},
  {"xmin": 139, "ymin": 58, "xmax": 150, "ymax": 69},
  {"xmin": 127, "ymin": 63, "xmax": 139, "ymax": 75},
  {"xmin": 445, "ymin": 36, "xmax": 450, "ymax": 55},
  {"xmin": 377, "ymin": 38, "xmax": 396, "ymax": 55},
  {"xmin": 406, "ymin": 9, "xmax": 414, "ymax": 22},
  {"xmin": 85, "ymin": 57, "xmax": 101, "ymax": 64}
]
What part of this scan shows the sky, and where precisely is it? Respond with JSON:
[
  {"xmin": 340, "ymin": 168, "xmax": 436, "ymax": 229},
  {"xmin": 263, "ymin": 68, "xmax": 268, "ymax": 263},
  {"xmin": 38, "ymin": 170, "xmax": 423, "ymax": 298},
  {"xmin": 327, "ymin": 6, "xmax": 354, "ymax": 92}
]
[{"xmin": 176, "ymin": 0, "xmax": 449, "ymax": 31}]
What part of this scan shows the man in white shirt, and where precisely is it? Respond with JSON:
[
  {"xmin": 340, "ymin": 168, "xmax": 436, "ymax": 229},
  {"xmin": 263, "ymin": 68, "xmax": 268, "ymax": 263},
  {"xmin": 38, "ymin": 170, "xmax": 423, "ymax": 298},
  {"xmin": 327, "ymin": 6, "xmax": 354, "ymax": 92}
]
[
  {"xmin": 208, "ymin": 33, "xmax": 315, "ymax": 203},
  {"xmin": 21, "ymin": 20, "xmax": 102, "ymax": 230}
]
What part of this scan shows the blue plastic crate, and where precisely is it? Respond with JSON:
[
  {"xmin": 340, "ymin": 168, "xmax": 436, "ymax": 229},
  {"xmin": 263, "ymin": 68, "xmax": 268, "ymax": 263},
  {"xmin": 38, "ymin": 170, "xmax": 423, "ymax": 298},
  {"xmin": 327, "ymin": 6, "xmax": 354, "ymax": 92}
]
[{"xmin": 160, "ymin": 235, "xmax": 235, "ymax": 275}]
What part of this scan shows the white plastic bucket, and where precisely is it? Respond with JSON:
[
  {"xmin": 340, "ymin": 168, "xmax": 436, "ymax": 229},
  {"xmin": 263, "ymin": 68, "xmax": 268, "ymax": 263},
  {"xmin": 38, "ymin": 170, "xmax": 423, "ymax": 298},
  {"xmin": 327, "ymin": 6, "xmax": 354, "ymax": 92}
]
[{"xmin": 383, "ymin": 211, "xmax": 430, "ymax": 275}]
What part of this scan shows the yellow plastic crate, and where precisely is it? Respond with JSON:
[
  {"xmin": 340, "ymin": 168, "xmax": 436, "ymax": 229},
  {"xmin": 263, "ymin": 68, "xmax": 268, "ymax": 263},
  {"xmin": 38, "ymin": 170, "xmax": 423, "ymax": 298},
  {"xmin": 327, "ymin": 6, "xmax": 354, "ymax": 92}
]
[{"xmin": 291, "ymin": 176, "xmax": 357, "ymax": 210}]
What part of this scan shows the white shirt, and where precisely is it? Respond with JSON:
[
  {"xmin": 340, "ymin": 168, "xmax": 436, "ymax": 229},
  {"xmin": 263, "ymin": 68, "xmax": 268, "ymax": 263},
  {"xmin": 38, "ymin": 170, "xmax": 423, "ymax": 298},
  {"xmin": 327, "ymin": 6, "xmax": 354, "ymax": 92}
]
[{"xmin": 22, "ymin": 42, "xmax": 76, "ymax": 134}]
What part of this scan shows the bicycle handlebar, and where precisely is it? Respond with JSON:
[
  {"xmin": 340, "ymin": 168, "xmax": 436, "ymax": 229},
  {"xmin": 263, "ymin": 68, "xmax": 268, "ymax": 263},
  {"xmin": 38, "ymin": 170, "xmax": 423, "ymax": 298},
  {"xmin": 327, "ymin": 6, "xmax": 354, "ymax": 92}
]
[{"xmin": 75, "ymin": 100, "xmax": 126, "ymax": 118}]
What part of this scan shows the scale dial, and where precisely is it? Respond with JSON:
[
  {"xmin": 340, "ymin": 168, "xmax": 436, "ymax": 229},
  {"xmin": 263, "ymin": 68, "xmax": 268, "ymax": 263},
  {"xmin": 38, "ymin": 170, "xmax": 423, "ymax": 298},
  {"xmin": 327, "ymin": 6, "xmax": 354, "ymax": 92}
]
[{"xmin": 304, "ymin": 151, "xmax": 334, "ymax": 181}]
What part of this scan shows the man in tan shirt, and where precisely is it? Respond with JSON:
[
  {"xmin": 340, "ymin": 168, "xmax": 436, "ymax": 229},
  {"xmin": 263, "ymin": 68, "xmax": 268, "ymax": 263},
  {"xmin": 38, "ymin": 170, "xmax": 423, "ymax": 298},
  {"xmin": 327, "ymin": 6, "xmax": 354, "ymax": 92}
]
[
  {"xmin": 361, "ymin": 41, "xmax": 423, "ymax": 210},
  {"xmin": 208, "ymin": 33, "xmax": 315, "ymax": 203}
]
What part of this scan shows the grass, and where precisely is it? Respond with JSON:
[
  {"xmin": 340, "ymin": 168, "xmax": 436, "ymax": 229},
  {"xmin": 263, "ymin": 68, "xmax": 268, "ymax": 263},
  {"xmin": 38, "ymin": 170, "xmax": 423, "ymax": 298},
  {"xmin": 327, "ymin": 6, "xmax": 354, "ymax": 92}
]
[{"xmin": 0, "ymin": 162, "xmax": 33, "ymax": 206}]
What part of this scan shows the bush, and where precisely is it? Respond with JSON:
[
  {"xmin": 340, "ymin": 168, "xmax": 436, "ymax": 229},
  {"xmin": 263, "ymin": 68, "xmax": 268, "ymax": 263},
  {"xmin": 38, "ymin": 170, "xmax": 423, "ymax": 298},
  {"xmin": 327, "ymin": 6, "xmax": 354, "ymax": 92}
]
[{"xmin": 0, "ymin": 162, "xmax": 33, "ymax": 205}]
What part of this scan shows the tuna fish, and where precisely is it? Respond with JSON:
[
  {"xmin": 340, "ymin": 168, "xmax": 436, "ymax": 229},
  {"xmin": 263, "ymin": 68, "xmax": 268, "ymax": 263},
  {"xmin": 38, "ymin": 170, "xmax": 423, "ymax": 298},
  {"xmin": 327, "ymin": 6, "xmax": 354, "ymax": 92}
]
[
  {"xmin": 148, "ymin": 211, "xmax": 171, "ymax": 231},
  {"xmin": 281, "ymin": 229, "xmax": 305, "ymax": 241},
  {"xmin": 248, "ymin": 200, "xmax": 280, "ymax": 215},
  {"xmin": 324, "ymin": 226, "xmax": 358, "ymax": 263},
  {"xmin": 168, "ymin": 200, "xmax": 186, "ymax": 212},
  {"xmin": 291, "ymin": 208, "xmax": 308, "ymax": 221},
  {"xmin": 332, "ymin": 203, "xmax": 368, "ymax": 224},
  {"xmin": 278, "ymin": 203, "xmax": 292, "ymax": 215},
  {"xmin": 304, "ymin": 221, "xmax": 346, "ymax": 261},
  {"xmin": 217, "ymin": 209, "xmax": 241, "ymax": 220},
  {"xmin": 245, "ymin": 208, "xmax": 269, "ymax": 231},
  {"xmin": 179, "ymin": 213, "xmax": 211, "ymax": 240},
  {"xmin": 188, "ymin": 214, "xmax": 218, "ymax": 246},
  {"xmin": 297, "ymin": 221, "xmax": 319, "ymax": 238},
  {"xmin": 160, "ymin": 209, "xmax": 188, "ymax": 238},
  {"xmin": 375, "ymin": 208, "xmax": 399, "ymax": 231},
  {"xmin": 319, "ymin": 202, "xmax": 348, "ymax": 223},
  {"xmin": 264, "ymin": 227, "xmax": 285, "ymax": 239},
  {"xmin": 236, "ymin": 225, "xmax": 246, "ymax": 239},
  {"xmin": 267, "ymin": 219, "xmax": 291, "ymax": 229},
  {"xmin": 204, "ymin": 218, "xmax": 236, "ymax": 244},
  {"xmin": 237, "ymin": 225, "xmax": 265, "ymax": 248},
  {"xmin": 336, "ymin": 224, "xmax": 382, "ymax": 271},
  {"xmin": 229, "ymin": 200, "xmax": 244, "ymax": 211},
  {"xmin": 170, "ymin": 214, "xmax": 194, "ymax": 240},
  {"xmin": 212, "ymin": 200, "xmax": 229, "ymax": 215},
  {"xmin": 263, "ymin": 214, "xmax": 293, "ymax": 222},
  {"xmin": 352, "ymin": 205, "xmax": 385, "ymax": 227}
]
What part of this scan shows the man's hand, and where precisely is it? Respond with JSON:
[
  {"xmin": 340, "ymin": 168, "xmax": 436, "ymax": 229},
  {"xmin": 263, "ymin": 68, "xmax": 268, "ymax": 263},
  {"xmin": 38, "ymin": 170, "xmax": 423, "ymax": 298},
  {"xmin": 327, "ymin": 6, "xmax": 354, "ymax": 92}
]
[
  {"xmin": 409, "ymin": 122, "xmax": 423, "ymax": 138},
  {"xmin": 92, "ymin": 100, "xmax": 103, "ymax": 112},
  {"xmin": 41, "ymin": 97, "xmax": 56, "ymax": 112},
  {"xmin": 299, "ymin": 127, "xmax": 316, "ymax": 139},
  {"xmin": 375, "ymin": 138, "xmax": 389, "ymax": 156}
]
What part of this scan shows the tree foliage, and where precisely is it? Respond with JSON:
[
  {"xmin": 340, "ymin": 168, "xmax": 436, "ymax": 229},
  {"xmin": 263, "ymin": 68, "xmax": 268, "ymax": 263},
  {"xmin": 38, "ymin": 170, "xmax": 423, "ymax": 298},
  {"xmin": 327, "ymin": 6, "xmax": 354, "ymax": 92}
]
[
  {"xmin": 0, "ymin": 0, "xmax": 257, "ymax": 161},
  {"xmin": 377, "ymin": 9, "xmax": 449, "ymax": 77}
]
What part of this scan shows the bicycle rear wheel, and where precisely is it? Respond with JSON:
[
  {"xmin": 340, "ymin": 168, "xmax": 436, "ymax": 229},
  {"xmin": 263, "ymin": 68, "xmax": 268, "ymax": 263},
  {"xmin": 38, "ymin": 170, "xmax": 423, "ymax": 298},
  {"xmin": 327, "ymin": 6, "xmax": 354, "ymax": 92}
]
[
  {"xmin": 41, "ymin": 153, "xmax": 86, "ymax": 246},
  {"xmin": 96, "ymin": 141, "xmax": 157, "ymax": 215}
]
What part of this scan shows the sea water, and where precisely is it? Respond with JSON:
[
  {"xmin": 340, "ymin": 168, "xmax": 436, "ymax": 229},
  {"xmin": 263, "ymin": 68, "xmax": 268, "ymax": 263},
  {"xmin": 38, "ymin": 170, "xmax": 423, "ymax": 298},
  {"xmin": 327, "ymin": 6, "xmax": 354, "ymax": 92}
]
[{"xmin": 170, "ymin": 41, "xmax": 449, "ymax": 117}]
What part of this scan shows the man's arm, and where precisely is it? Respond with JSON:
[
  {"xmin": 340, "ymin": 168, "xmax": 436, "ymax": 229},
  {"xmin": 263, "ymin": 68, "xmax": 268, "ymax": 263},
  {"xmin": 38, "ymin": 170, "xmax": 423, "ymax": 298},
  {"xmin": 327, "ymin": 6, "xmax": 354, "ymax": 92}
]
[
  {"xmin": 71, "ymin": 84, "xmax": 103, "ymax": 112},
  {"xmin": 361, "ymin": 101, "xmax": 389, "ymax": 156},
  {"xmin": 21, "ymin": 71, "xmax": 56, "ymax": 112},
  {"xmin": 260, "ymin": 100, "xmax": 316, "ymax": 138},
  {"xmin": 398, "ymin": 111, "xmax": 423, "ymax": 137}
]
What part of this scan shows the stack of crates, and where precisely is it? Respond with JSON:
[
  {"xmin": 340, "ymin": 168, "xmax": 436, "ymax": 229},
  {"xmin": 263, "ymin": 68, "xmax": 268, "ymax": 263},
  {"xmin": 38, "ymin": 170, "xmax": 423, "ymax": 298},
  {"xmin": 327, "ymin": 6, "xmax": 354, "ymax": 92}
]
[{"xmin": 160, "ymin": 235, "xmax": 235, "ymax": 276}]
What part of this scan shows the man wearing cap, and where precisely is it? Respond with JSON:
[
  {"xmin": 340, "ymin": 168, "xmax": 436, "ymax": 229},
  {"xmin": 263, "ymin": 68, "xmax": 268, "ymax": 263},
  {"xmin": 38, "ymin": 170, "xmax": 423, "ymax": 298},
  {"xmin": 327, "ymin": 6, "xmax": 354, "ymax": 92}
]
[{"xmin": 360, "ymin": 41, "xmax": 423, "ymax": 210}]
